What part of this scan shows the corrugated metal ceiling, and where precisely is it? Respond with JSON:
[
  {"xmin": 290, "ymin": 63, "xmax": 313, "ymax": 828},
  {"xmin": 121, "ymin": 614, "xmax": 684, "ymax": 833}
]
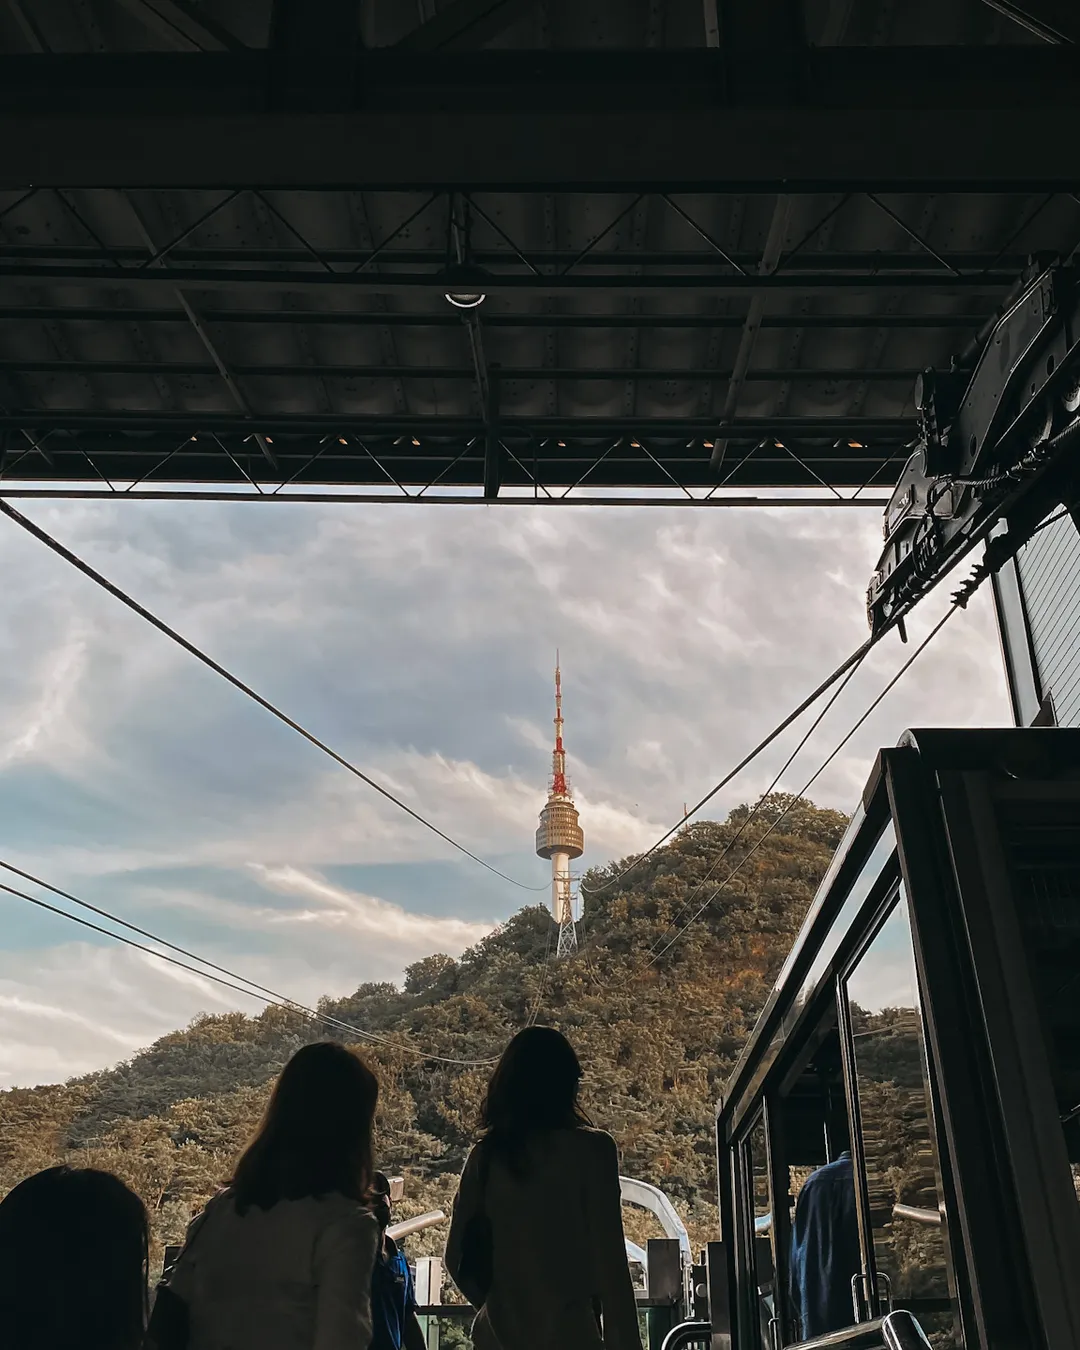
[{"xmin": 0, "ymin": 0, "xmax": 1075, "ymax": 492}]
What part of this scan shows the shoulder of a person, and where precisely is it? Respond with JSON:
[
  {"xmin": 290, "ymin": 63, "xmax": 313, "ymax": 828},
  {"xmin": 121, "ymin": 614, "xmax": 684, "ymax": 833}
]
[
  {"xmin": 464, "ymin": 1139, "xmax": 489, "ymax": 1173},
  {"xmin": 573, "ymin": 1126, "xmax": 619, "ymax": 1159},
  {"xmin": 187, "ymin": 1186, "xmax": 233, "ymax": 1233},
  {"xmin": 316, "ymin": 1197, "xmax": 381, "ymax": 1243}
]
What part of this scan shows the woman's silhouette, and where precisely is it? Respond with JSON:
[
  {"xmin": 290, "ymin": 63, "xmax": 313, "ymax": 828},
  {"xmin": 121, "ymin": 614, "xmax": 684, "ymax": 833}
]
[
  {"xmin": 164, "ymin": 1041, "xmax": 381, "ymax": 1350},
  {"xmin": 445, "ymin": 1026, "xmax": 642, "ymax": 1350},
  {"xmin": 0, "ymin": 1164, "xmax": 149, "ymax": 1350}
]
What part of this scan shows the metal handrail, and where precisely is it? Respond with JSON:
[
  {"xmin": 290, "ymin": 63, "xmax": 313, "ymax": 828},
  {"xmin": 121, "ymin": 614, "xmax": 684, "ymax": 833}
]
[
  {"xmin": 883, "ymin": 1311, "xmax": 933, "ymax": 1349},
  {"xmin": 386, "ymin": 1209, "xmax": 446, "ymax": 1241},
  {"xmin": 787, "ymin": 1310, "xmax": 931, "ymax": 1350},
  {"xmin": 659, "ymin": 1320, "xmax": 712, "ymax": 1350},
  {"xmin": 891, "ymin": 1203, "xmax": 943, "ymax": 1227}
]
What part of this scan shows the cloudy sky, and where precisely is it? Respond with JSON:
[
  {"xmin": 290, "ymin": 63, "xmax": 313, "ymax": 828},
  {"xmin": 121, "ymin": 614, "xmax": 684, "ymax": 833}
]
[{"xmin": 0, "ymin": 494, "xmax": 1010, "ymax": 1088}]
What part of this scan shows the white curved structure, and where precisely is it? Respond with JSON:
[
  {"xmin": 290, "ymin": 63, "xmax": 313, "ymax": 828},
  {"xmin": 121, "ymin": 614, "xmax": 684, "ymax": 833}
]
[
  {"xmin": 625, "ymin": 1238, "xmax": 648, "ymax": 1267},
  {"xmin": 618, "ymin": 1176, "xmax": 692, "ymax": 1263},
  {"xmin": 386, "ymin": 1209, "xmax": 447, "ymax": 1242}
]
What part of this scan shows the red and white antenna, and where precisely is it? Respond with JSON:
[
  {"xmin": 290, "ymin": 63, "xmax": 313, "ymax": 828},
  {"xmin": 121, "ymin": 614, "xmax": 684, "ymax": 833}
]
[{"xmin": 552, "ymin": 649, "xmax": 568, "ymax": 796}]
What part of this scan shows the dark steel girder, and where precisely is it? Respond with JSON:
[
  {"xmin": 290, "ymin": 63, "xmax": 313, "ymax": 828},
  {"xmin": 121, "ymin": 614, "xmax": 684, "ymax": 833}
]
[
  {"xmin": 0, "ymin": 306, "xmax": 991, "ymax": 330},
  {"xmin": 0, "ymin": 246, "xmax": 1041, "ymax": 272},
  {"xmin": 0, "ymin": 264, "xmax": 1017, "ymax": 293},
  {"xmin": 0, "ymin": 432, "xmax": 908, "ymax": 490},
  {"xmin": 977, "ymin": 0, "xmax": 1080, "ymax": 43},
  {"xmin": 3, "ymin": 359, "xmax": 921, "ymax": 382},
  {"xmin": 0, "ymin": 412, "xmax": 913, "ymax": 437},
  {"xmin": 2, "ymin": 49, "xmax": 1080, "ymax": 190}
]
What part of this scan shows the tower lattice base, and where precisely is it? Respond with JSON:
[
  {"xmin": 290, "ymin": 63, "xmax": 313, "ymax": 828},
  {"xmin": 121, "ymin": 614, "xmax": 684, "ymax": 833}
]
[{"xmin": 556, "ymin": 917, "xmax": 578, "ymax": 957}]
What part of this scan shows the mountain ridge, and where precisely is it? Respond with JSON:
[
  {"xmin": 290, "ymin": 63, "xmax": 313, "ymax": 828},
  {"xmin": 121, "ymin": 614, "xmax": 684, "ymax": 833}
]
[{"xmin": 0, "ymin": 794, "xmax": 847, "ymax": 1263}]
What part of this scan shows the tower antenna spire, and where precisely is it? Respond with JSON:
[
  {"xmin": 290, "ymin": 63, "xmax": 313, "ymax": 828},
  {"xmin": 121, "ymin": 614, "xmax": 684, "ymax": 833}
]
[
  {"xmin": 536, "ymin": 651, "xmax": 584, "ymax": 956},
  {"xmin": 552, "ymin": 651, "xmax": 567, "ymax": 796}
]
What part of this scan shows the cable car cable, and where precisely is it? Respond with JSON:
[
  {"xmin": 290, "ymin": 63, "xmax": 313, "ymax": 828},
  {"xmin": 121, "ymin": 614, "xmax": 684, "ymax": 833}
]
[
  {"xmin": 575, "ymin": 648, "xmax": 868, "ymax": 980},
  {"xmin": 639, "ymin": 647, "xmax": 870, "ymax": 962},
  {"xmin": 0, "ymin": 499, "xmax": 546, "ymax": 893},
  {"xmin": 581, "ymin": 502, "xmax": 1074, "ymax": 907},
  {"xmin": 579, "ymin": 635, "xmax": 875, "ymax": 901},
  {"xmin": 0, "ymin": 867, "xmax": 500, "ymax": 1067},
  {"xmin": 645, "ymin": 595, "xmax": 963, "ymax": 968}
]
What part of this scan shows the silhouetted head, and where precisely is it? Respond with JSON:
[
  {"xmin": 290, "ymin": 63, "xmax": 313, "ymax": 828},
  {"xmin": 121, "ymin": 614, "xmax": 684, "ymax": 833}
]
[
  {"xmin": 0, "ymin": 1165, "xmax": 149, "ymax": 1350},
  {"xmin": 480, "ymin": 1026, "xmax": 591, "ymax": 1174},
  {"xmin": 231, "ymin": 1041, "xmax": 379, "ymax": 1213}
]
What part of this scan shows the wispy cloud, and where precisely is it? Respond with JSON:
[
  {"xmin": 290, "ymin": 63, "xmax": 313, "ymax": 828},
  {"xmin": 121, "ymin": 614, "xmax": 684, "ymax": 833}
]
[
  {"xmin": 248, "ymin": 864, "xmax": 493, "ymax": 951},
  {"xmin": 0, "ymin": 499, "xmax": 1010, "ymax": 1086}
]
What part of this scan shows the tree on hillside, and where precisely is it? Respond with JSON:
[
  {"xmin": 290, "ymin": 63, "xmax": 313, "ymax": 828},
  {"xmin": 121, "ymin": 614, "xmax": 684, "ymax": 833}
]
[
  {"xmin": 0, "ymin": 796, "xmax": 846, "ymax": 1266},
  {"xmin": 404, "ymin": 954, "xmax": 457, "ymax": 996}
]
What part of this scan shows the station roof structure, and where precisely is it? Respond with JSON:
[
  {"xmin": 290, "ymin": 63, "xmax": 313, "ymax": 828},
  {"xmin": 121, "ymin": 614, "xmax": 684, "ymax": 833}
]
[{"xmin": 1, "ymin": 0, "xmax": 1079, "ymax": 499}]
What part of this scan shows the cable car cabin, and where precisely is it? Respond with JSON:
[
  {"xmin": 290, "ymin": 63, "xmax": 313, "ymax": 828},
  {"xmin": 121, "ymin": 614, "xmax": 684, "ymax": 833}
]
[{"xmin": 713, "ymin": 729, "xmax": 1080, "ymax": 1350}]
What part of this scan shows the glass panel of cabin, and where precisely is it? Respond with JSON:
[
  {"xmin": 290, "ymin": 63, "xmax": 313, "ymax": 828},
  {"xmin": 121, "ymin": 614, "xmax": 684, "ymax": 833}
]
[
  {"xmin": 996, "ymin": 798, "xmax": 1080, "ymax": 1215},
  {"xmin": 844, "ymin": 887, "xmax": 962, "ymax": 1348},
  {"xmin": 743, "ymin": 1118, "xmax": 775, "ymax": 1350},
  {"xmin": 779, "ymin": 1017, "xmax": 862, "ymax": 1345}
]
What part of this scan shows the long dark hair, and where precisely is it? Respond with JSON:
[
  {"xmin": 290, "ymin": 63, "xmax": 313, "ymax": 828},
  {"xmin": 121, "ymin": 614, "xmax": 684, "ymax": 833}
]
[
  {"xmin": 480, "ymin": 1026, "xmax": 591, "ymax": 1175},
  {"xmin": 0, "ymin": 1165, "xmax": 149, "ymax": 1350},
  {"xmin": 231, "ymin": 1041, "xmax": 379, "ymax": 1213}
]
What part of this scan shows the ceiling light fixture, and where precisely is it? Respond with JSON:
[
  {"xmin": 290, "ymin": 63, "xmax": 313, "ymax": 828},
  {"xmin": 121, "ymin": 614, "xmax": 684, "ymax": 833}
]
[{"xmin": 441, "ymin": 262, "xmax": 490, "ymax": 310}]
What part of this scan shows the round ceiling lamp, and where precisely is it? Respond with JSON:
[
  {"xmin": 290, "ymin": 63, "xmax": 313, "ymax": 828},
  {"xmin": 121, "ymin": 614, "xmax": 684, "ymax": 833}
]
[{"xmin": 441, "ymin": 262, "xmax": 491, "ymax": 309}]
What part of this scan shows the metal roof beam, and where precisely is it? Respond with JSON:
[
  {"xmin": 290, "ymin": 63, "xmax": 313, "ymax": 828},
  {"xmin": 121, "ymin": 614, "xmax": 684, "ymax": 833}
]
[
  {"xmin": 0, "ymin": 246, "xmax": 1038, "ymax": 270},
  {"xmin": 977, "ymin": 0, "xmax": 1080, "ymax": 43},
  {"xmin": 2, "ymin": 50, "xmax": 1080, "ymax": 189},
  {"xmin": 712, "ymin": 196, "xmax": 791, "ymax": 471},
  {"xmin": 717, "ymin": 0, "xmax": 807, "ymax": 105},
  {"xmin": 0, "ymin": 445, "xmax": 908, "ymax": 490},
  {"xmin": 110, "ymin": 0, "xmax": 247, "ymax": 52},
  {"xmin": 0, "ymin": 360, "xmax": 926, "ymax": 380},
  {"xmin": 394, "ymin": 0, "xmax": 538, "ymax": 52},
  {"xmin": 0, "ymin": 489, "xmax": 889, "ymax": 507},
  {"xmin": 0, "ymin": 412, "xmax": 914, "ymax": 438},
  {"xmin": 0, "ymin": 306, "xmax": 990, "ymax": 330},
  {"xmin": 3, "ymin": 107, "xmax": 1075, "ymax": 191},
  {"xmin": 269, "ymin": 0, "xmax": 362, "ymax": 111},
  {"xmin": 0, "ymin": 47, "xmax": 1076, "ymax": 110},
  {"xmin": 0, "ymin": 264, "xmax": 1016, "ymax": 293}
]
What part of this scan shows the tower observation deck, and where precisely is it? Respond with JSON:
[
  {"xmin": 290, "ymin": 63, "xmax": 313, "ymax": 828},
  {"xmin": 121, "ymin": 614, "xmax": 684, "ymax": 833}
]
[{"xmin": 535, "ymin": 658, "xmax": 584, "ymax": 956}]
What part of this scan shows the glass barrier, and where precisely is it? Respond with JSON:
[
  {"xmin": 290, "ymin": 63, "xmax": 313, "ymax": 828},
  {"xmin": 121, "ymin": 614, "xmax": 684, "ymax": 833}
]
[{"xmin": 844, "ymin": 889, "xmax": 961, "ymax": 1349}]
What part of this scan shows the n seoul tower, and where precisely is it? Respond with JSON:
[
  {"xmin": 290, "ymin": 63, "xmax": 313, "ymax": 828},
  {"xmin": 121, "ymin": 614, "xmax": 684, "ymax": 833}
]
[{"xmin": 535, "ymin": 655, "xmax": 585, "ymax": 957}]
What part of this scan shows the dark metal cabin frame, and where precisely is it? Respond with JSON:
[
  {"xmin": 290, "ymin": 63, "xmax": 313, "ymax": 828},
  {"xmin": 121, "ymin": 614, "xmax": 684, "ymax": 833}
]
[{"xmin": 715, "ymin": 728, "xmax": 1080, "ymax": 1350}]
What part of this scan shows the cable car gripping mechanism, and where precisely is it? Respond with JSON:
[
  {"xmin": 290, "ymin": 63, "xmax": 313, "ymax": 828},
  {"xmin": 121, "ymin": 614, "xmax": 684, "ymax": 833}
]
[{"xmin": 867, "ymin": 256, "xmax": 1080, "ymax": 640}]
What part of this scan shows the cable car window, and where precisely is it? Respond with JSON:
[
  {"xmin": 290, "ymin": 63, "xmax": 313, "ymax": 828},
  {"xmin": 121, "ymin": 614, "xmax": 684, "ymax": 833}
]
[
  {"xmin": 779, "ymin": 1020, "xmax": 861, "ymax": 1345},
  {"xmin": 742, "ymin": 1118, "xmax": 775, "ymax": 1350},
  {"xmin": 997, "ymin": 801, "xmax": 1080, "ymax": 1213},
  {"xmin": 844, "ymin": 887, "xmax": 961, "ymax": 1347},
  {"xmin": 782, "ymin": 821, "xmax": 897, "ymax": 1028}
]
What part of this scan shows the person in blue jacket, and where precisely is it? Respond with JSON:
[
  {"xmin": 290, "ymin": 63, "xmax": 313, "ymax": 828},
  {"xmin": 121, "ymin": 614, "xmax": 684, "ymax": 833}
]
[
  {"xmin": 789, "ymin": 1152, "xmax": 862, "ymax": 1340},
  {"xmin": 370, "ymin": 1173, "xmax": 427, "ymax": 1350}
]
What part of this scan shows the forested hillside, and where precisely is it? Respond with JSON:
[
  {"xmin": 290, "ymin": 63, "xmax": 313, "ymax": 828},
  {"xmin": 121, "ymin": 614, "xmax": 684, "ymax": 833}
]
[{"xmin": 0, "ymin": 794, "xmax": 847, "ymax": 1268}]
